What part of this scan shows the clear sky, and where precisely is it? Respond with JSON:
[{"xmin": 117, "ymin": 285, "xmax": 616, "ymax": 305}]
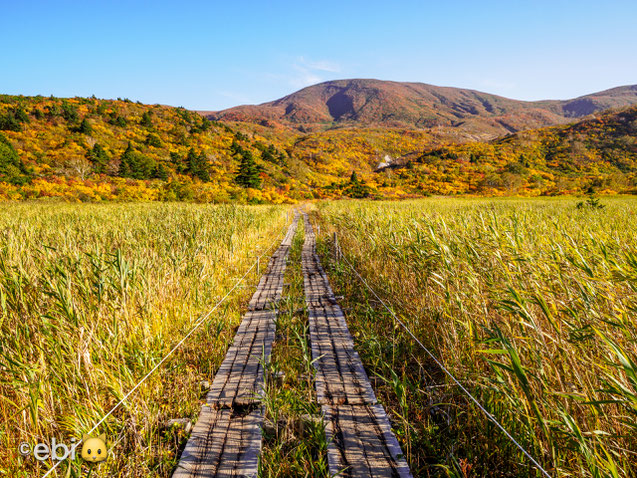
[{"xmin": 2, "ymin": 0, "xmax": 636, "ymax": 110}]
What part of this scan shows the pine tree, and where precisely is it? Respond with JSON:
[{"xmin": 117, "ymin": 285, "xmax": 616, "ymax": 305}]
[
  {"xmin": 154, "ymin": 163, "xmax": 169, "ymax": 181},
  {"xmin": 118, "ymin": 143, "xmax": 156, "ymax": 179},
  {"xmin": 0, "ymin": 106, "xmax": 30, "ymax": 132},
  {"xmin": 183, "ymin": 148, "xmax": 210, "ymax": 181},
  {"xmin": 261, "ymin": 144, "xmax": 280, "ymax": 163},
  {"xmin": 141, "ymin": 111, "xmax": 152, "ymax": 127},
  {"xmin": 185, "ymin": 148, "xmax": 211, "ymax": 182},
  {"xmin": 185, "ymin": 148, "xmax": 198, "ymax": 174},
  {"xmin": 230, "ymin": 140, "xmax": 244, "ymax": 156},
  {"xmin": 77, "ymin": 118, "xmax": 92, "ymax": 134},
  {"xmin": 170, "ymin": 151, "xmax": 186, "ymax": 174},
  {"xmin": 235, "ymin": 150, "xmax": 261, "ymax": 189},
  {"xmin": 118, "ymin": 143, "xmax": 133, "ymax": 177},
  {"xmin": 0, "ymin": 112, "xmax": 22, "ymax": 132},
  {"xmin": 195, "ymin": 152, "xmax": 210, "ymax": 181},
  {"xmin": 13, "ymin": 106, "xmax": 30, "ymax": 124},
  {"xmin": 345, "ymin": 170, "xmax": 371, "ymax": 198},
  {"xmin": 61, "ymin": 101, "xmax": 79, "ymax": 122},
  {"xmin": 0, "ymin": 132, "xmax": 30, "ymax": 185},
  {"xmin": 145, "ymin": 133, "xmax": 161, "ymax": 147},
  {"xmin": 86, "ymin": 143, "xmax": 109, "ymax": 173}
]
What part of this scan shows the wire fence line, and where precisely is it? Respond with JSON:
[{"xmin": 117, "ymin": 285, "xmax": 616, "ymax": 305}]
[
  {"xmin": 41, "ymin": 219, "xmax": 291, "ymax": 478},
  {"xmin": 330, "ymin": 230, "xmax": 552, "ymax": 478}
]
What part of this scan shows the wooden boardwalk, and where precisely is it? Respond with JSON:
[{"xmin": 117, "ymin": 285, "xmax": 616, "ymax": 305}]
[
  {"xmin": 173, "ymin": 408, "xmax": 263, "ymax": 478},
  {"xmin": 302, "ymin": 213, "xmax": 412, "ymax": 477},
  {"xmin": 173, "ymin": 215, "xmax": 298, "ymax": 478}
]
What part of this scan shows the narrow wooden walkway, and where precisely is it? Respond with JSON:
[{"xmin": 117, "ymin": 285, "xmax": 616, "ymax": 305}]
[
  {"xmin": 174, "ymin": 215, "xmax": 298, "ymax": 478},
  {"xmin": 302, "ymin": 213, "xmax": 412, "ymax": 478}
]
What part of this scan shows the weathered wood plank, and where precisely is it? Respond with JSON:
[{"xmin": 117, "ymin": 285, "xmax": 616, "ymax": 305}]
[
  {"xmin": 173, "ymin": 407, "xmax": 263, "ymax": 478},
  {"xmin": 322, "ymin": 405, "xmax": 412, "ymax": 478},
  {"xmin": 302, "ymin": 214, "xmax": 376, "ymax": 405},
  {"xmin": 302, "ymin": 212, "xmax": 412, "ymax": 477},
  {"xmin": 307, "ymin": 305, "xmax": 376, "ymax": 405},
  {"xmin": 207, "ymin": 309, "xmax": 276, "ymax": 407},
  {"xmin": 206, "ymin": 216, "xmax": 298, "ymax": 407}
]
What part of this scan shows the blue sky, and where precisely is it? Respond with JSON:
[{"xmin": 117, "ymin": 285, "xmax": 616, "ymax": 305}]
[{"xmin": 2, "ymin": 0, "xmax": 636, "ymax": 110}]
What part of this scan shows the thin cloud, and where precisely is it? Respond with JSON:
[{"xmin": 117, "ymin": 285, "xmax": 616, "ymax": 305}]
[
  {"xmin": 290, "ymin": 64, "xmax": 322, "ymax": 88},
  {"xmin": 288, "ymin": 56, "xmax": 341, "ymax": 88},
  {"xmin": 297, "ymin": 56, "xmax": 341, "ymax": 73},
  {"xmin": 261, "ymin": 57, "xmax": 341, "ymax": 92}
]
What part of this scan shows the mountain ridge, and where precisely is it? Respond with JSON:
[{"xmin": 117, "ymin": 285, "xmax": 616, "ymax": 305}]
[{"xmin": 203, "ymin": 79, "xmax": 637, "ymax": 137}]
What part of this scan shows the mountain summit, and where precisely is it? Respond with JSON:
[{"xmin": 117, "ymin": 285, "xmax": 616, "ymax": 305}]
[{"xmin": 205, "ymin": 79, "xmax": 637, "ymax": 137}]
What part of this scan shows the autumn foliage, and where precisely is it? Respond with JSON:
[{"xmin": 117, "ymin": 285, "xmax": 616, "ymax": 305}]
[{"xmin": 1, "ymin": 94, "xmax": 636, "ymax": 202}]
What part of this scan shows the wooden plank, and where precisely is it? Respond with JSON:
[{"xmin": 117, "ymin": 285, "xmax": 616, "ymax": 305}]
[
  {"xmin": 302, "ymin": 214, "xmax": 376, "ymax": 405},
  {"xmin": 173, "ymin": 407, "xmax": 263, "ymax": 478},
  {"xmin": 322, "ymin": 405, "xmax": 412, "ymax": 478},
  {"xmin": 307, "ymin": 305, "xmax": 376, "ymax": 405},
  {"xmin": 207, "ymin": 216, "xmax": 298, "ymax": 407},
  {"xmin": 207, "ymin": 309, "xmax": 276, "ymax": 407}
]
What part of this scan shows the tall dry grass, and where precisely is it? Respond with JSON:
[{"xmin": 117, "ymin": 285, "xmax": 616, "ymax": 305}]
[
  {"xmin": 315, "ymin": 197, "xmax": 637, "ymax": 477},
  {"xmin": 0, "ymin": 202, "xmax": 289, "ymax": 476}
]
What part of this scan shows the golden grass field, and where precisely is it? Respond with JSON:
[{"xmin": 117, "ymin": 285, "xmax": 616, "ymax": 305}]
[
  {"xmin": 0, "ymin": 203, "xmax": 289, "ymax": 476},
  {"xmin": 1, "ymin": 197, "xmax": 636, "ymax": 477},
  {"xmin": 314, "ymin": 196, "xmax": 637, "ymax": 477}
]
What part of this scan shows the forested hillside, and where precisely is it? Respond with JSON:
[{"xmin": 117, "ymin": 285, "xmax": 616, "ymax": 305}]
[
  {"xmin": 379, "ymin": 105, "xmax": 637, "ymax": 196},
  {"xmin": 0, "ymin": 95, "xmax": 304, "ymax": 202},
  {"xmin": 1, "ymin": 94, "xmax": 636, "ymax": 202}
]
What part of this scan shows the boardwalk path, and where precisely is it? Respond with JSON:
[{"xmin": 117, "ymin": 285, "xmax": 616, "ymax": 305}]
[
  {"xmin": 174, "ymin": 215, "xmax": 298, "ymax": 478},
  {"xmin": 302, "ymin": 213, "xmax": 412, "ymax": 478}
]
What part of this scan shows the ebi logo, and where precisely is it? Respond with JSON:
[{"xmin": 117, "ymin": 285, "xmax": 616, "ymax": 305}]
[{"xmin": 19, "ymin": 433, "xmax": 108, "ymax": 463}]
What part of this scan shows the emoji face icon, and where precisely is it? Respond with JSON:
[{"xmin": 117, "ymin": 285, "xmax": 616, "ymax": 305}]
[{"xmin": 81, "ymin": 433, "xmax": 107, "ymax": 463}]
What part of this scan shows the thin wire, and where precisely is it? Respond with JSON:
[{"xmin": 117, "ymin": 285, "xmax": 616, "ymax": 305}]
[
  {"xmin": 335, "ymin": 244, "xmax": 552, "ymax": 478},
  {"xmin": 41, "ymin": 220, "xmax": 291, "ymax": 477}
]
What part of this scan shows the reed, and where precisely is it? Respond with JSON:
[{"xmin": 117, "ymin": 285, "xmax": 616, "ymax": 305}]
[
  {"xmin": 315, "ymin": 196, "xmax": 637, "ymax": 477},
  {"xmin": 0, "ymin": 202, "xmax": 288, "ymax": 476}
]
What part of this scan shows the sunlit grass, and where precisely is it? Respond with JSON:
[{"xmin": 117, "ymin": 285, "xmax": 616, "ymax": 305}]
[
  {"xmin": 315, "ymin": 196, "xmax": 637, "ymax": 477},
  {"xmin": 0, "ymin": 202, "xmax": 289, "ymax": 476}
]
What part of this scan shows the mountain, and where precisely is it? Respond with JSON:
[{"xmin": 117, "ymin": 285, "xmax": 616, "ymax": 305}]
[
  {"xmin": 1, "ymin": 92, "xmax": 636, "ymax": 203},
  {"xmin": 205, "ymin": 79, "xmax": 637, "ymax": 137},
  {"xmin": 540, "ymin": 85, "xmax": 637, "ymax": 117}
]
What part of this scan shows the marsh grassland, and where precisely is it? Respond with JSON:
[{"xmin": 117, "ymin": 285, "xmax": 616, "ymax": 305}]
[
  {"xmin": 2, "ymin": 197, "xmax": 636, "ymax": 477},
  {"xmin": 315, "ymin": 197, "xmax": 637, "ymax": 477},
  {"xmin": 0, "ymin": 202, "xmax": 288, "ymax": 476}
]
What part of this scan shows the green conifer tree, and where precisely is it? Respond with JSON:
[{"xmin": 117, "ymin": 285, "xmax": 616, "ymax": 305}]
[
  {"xmin": 77, "ymin": 118, "xmax": 92, "ymax": 134},
  {"xmin": 141, "ymin": 111, "xmax": 152, "ymax": 127},
  {"xmin": 86, "ymin": 143, "xmax": 109, "ymax": 173},
  {"xmin": 0, "ymin": 133, "xmax": 31, "ymax": 184},
  {"xmin": 235, "ymin": 150, "xmax": 261, "ymax": 189},
  {"xmin": 118, "ymin": 143, "xmax": 134, "ymax": 177}
]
